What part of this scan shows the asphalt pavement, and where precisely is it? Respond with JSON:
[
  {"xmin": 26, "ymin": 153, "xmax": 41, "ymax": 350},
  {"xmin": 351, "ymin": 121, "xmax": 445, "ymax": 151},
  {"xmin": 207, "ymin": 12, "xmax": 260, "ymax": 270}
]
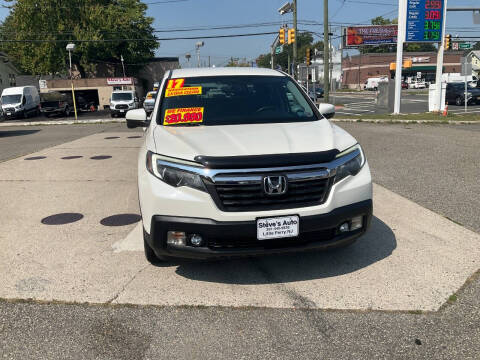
[
  {"xmin": 329, "ymin": 91, "xmax": 480, "ymax": 116},
  {"xmin": 0, "ymin": 122, "xmax": 479, "ymax": 359}
]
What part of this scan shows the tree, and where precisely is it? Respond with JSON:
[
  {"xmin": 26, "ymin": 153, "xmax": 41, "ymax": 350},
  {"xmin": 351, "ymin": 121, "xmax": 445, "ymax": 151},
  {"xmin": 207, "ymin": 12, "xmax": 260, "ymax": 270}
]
[
  {"xmin": 0, "ymin": 0, "xmax": 158, "ymax": 76},
  {"xmin": 256, "ymin": 32, "xmax": 323, "ymax": 71},
  {"xmin": 360, "ymin": 16, "xmax": 436, "ymax": 54}
]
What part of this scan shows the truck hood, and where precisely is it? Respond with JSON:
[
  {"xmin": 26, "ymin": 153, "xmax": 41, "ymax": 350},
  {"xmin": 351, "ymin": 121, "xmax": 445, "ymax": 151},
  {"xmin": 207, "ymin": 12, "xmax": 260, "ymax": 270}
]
[{"xmin": 152, "ymin": 120, "xmax": 357, "ymax": 161}]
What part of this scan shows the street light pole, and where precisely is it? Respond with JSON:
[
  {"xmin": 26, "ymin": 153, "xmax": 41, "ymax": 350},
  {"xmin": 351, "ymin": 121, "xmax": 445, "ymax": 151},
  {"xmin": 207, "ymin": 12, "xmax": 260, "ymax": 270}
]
[
  {"xmin": 196, "ymin": 41, "xmax": 204, "ymax": 68},
  {"xmin": 293, "ymin": 0, "xmax": 298, "ymax": 78},
  {"xmin": 323, "ymin": 0, "xmax": 329, "ymax": 103},
  {"xmin": 66, "ymin": 43, "xmax": 78, "ymax": 121}
]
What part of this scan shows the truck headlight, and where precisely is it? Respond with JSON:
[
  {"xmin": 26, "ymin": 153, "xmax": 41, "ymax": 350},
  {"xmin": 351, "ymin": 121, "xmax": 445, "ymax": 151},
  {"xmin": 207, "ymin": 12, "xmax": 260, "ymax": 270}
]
[
  {"xmin": 334, "ymin": 144, "xmax": 365, "ymax": 183},
  {"xmin": 146, "ymin": 151, "xmax": 206, "ymax": 192}
]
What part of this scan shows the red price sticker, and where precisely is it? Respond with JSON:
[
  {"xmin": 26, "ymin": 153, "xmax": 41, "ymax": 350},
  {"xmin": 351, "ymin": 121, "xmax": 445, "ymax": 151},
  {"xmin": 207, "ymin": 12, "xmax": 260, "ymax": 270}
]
[
  {"xmin": 164, "ymin": 107, "xmax": 204, "ymax": 125},
  {"xmin": 166, "ymin": 78, "xmax": 185, "ymax": 89},
  {"xmin": 165, "ymin": 86, "xmax": 202, "ymax": 97}
]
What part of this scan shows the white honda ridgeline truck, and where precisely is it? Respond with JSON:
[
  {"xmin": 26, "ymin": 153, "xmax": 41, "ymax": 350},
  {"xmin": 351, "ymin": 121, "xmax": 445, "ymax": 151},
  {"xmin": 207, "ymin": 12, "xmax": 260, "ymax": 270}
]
[{"xmin": 126, "ymin": 68, "xmax": 372, "ymax": 263}]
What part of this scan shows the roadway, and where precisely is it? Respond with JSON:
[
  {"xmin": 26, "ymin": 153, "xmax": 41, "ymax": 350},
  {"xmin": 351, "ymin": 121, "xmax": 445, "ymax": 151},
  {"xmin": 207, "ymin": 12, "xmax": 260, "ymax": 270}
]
[{"xmin": 0, "ymin": 122, "xmax": 479, "ymax": 359}]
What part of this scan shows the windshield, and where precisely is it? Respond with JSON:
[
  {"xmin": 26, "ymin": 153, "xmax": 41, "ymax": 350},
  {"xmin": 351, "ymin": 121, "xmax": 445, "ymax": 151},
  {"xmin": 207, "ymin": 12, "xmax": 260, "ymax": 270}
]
[
  {"xmin": 2, "ymin": 94, "xmax": 22, "ymax": 105},
  {"xmin": 158, "ymin": 75, "xmax": 317, "ymax": 126},
  {"xmin": 112, "ymin": 93, "xmax": 133, "ymax": 101}
]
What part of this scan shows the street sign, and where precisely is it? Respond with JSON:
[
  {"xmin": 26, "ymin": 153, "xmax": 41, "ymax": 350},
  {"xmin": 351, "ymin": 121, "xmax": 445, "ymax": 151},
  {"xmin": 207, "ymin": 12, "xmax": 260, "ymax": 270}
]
[
  {"xmin": 406, "ymin": 0, "xmax": 445, "ymax": 43},
  {"xmin": 452, "ymin": 42, "xmax": 459, "ymax": 51},
  {"xmin": 275, "ymin": 45, "xmax": 283, "ymax": 54},
  {"xmin": 459, "ymin": 43, "xmax": 472, "ymax": 49}
]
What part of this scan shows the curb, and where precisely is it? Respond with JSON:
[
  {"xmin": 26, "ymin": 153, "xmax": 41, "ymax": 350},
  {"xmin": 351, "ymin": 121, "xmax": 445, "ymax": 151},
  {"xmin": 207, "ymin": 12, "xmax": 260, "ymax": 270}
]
[
  {"xmin": 0, "ymin": 119, "xmax": 126, "ymax": 127},
  {"xmin": 332, "ymin": 118, "xmax": 479, "ymax": 125}
]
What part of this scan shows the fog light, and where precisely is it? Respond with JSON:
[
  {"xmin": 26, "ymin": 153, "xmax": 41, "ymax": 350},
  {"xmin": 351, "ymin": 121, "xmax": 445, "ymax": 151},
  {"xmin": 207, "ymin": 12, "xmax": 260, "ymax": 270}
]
[
  {"xmin": 167, "ymin": 231, "xmax": 186, "ymax": 246},
  {"xmin": 351, "ymin": 216, "xmax": 363, "ymax": 231},
  {"xmin": 190, "ymin": 234, "xmax": 204, "ymax": 247},
  {"xmin": 339, "ymin": 222, "xmax": 350, "ymax": 233}
]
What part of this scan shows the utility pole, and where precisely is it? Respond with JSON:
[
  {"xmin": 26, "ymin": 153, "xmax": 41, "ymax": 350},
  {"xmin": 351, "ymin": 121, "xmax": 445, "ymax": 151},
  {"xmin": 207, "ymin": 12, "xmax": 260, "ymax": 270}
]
[
  {"xmin": 394, "ymin": 0, "xmax": 407, "ymax": 114},
  {"xmin": 323, "ymin": 0, "xmax": 329, "ymax": 102},
  {"xmin": 293, "ymin": 0, "xmax": 298, "ymax": 78},
  {"xmin": 433, "ymin": 0, "xmax": 448, "ymax": 112}
]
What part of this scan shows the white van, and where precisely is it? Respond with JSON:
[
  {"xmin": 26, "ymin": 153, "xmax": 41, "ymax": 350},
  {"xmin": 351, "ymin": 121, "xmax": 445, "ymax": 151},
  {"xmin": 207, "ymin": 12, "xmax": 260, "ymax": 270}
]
[
  {"xmin": 1, "ymin": 86, "xmax": 40, "ymax": 119},
  {"xmin": 364, "ymin": 77, "xmax": 388, "ymax": 91},
  {"xmin": 110, "ymin": 90, "xmax": 139, "ymax": 117}
]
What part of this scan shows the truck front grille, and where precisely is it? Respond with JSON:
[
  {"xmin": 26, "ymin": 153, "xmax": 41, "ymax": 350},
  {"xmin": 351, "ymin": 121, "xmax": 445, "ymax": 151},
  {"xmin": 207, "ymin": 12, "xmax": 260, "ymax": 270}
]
[
  {"xmin": 206, "ymin": 169, "xmax": 334, "ymax": 212},
  {"xmin": 116, "ymin": 104, "xmax": 129, "ymax": 110}
]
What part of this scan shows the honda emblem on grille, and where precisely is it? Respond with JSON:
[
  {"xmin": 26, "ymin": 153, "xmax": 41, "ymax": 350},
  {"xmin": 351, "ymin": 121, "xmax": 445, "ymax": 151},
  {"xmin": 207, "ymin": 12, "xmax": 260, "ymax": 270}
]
[{"xmin": 263, "ymin": 176, "xmax": 287, "ymax": 196}]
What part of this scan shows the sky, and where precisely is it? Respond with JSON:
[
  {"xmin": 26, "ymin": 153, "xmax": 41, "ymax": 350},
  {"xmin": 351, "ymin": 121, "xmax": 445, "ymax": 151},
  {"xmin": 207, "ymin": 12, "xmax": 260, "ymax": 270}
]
[{"xmin": 0, "ymin": 0, "xmax": 479, "ymax": 67}]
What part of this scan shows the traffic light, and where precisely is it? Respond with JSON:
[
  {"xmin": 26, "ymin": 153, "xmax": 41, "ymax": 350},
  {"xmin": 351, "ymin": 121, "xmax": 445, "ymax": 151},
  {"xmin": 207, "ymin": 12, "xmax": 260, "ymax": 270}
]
[
  {"xmin": 279, "ymin": 28, "xmax": 286, "ymax": 44},
  {"xmin": 306, "ymin": 47, "xmax": 311, "ymax": 66},
  {"xmin": 445, "ymin": 34, "xmax": 452, "ymax": 50},
  {"xmin": 288, "ymin": 28, "xmax": 296, "ymax": 44}
]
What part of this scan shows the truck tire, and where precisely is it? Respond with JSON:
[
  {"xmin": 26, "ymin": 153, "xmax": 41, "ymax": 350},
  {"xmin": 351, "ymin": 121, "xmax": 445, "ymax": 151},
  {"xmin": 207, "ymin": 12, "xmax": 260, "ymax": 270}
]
[
  {"xmin": 64, "ymin": 106, "xmax": 70, "ymax": 117},
  {"xmin": 455, "ymin": 96, "xmax": 463, "ymax": 106}
]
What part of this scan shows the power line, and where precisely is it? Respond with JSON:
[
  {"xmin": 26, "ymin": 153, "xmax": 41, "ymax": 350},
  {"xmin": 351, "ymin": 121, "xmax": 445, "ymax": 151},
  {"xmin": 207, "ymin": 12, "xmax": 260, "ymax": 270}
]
[{"xmin": 0, "ymin": 31, "xmax": 279, "ymax": 43}]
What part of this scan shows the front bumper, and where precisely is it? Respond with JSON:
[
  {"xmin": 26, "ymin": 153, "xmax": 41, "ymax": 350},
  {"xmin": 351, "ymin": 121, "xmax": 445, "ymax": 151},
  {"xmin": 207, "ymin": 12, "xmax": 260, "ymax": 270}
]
[{"xmin": 145, "ymin": 199, "xmax": 372, "ymax": 259}]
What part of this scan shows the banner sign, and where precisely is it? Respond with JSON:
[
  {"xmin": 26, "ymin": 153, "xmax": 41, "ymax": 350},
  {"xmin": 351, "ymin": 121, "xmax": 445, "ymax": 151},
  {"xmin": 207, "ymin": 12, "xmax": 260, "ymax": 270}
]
[
  {"xmin": 107, "ymin": 77, "xmax": 133, "ymax": 85},
  {"xmin": 345, "ymin": 25, "xmax": 398, "ymax": 47},
  {"xmin": 406, "ymin": 0, "xmax": 445, "ymax": 42}
]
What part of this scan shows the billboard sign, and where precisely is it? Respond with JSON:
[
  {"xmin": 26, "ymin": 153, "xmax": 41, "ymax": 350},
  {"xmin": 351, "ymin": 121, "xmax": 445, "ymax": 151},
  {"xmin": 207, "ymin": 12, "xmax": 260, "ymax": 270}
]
[
  {"xmin": 345, "ymin": 25, "xmax": 398, "ymax": 47},
  {"xmin": 107, "ymin": 77, "xmax": 133, "ymax": 85},
  {"xmin": 406, "ymin": 0, "xmax": 445, "ymax": 42}
]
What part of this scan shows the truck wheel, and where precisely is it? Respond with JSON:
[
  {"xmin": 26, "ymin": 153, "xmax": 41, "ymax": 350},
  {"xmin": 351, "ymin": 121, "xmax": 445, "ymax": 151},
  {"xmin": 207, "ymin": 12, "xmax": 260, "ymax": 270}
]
[
  {"xmin": 143, "ymin": 228, "xmax": 167, "ymax": 264},
  {"xmin": 455, "ymin": 96, "xmax": 463, "ymax": 106},
  {"xmin": 111, "ymin": 113, "xmax": 116, "ymax": 118},
  {"xmin": 64, "ymin": 106, "xmax": 70, "ymax": 117}
]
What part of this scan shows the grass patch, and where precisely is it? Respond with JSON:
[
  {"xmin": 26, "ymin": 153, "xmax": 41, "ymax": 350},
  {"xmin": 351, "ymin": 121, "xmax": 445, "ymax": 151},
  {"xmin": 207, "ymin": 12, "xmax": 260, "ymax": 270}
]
[
  {"xmin": 336, "ymin": 112, "xmax": 480, "ymax": 122},
  {"xmin": 448, "ymin": 294, "xmax": 458, "ymax": 303}
]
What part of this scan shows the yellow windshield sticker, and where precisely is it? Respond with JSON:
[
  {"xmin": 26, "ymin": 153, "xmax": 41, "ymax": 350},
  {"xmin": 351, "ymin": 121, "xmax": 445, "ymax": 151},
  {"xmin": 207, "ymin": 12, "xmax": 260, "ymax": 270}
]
[
  {"xmin": 166, "ymin": 78, "xmax": 185, "ymax": 89},
  {"xmin": 165, "ymin": 86, "xmax": 202, "ymax": 97},
  {"xmin": 164, "ymin": 107, "xmax": 204, "ymax": 125}
]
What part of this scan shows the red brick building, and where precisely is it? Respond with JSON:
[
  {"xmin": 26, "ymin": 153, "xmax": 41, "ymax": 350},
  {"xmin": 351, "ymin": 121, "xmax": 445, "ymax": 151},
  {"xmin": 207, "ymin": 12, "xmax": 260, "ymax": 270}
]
[{"xmin": 342, "ymin": 51, "xmax": 464, "ymax": 89}]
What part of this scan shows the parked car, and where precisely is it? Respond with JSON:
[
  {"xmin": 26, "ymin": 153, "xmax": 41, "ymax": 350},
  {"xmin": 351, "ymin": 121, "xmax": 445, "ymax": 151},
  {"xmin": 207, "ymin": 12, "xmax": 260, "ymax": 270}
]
[
  {"xmin": 301, "ymin": 85, "xmax": 317, "ymax": 102},
  {"xmin": 410, "ymin": 81, "xmax": 426, "ymax": 89},
  {"xmin": 110, "ymin": 90, "xmax": 139, "ymax": 117},
  {"xmin": 401, "ymin": 81, "xmax": 408, "ymax": 90},
  {"xmin": 126, "ymin": 67, "xmax": 372, "ymax": 263},
  {"xmin": 40, "ymin": 92, "xmax": 96, "ymax": 117},
  {"xmin": 40, "ymin": 91, "xmax": 72, "ymax": 117},
  {"xmin": 446, "ymin": 82, "xmax": 480, "ymax": 105},
  {"xmin": 315, "ymin": 87, "xmax": 324, "ymax": 98},
  {"xmin": 143, "ymin": 91, "xmax": 157, "ymax": 115},
  {"xmin": 1, "ymin": 86, "xmax": 40, "ymax": 119}
]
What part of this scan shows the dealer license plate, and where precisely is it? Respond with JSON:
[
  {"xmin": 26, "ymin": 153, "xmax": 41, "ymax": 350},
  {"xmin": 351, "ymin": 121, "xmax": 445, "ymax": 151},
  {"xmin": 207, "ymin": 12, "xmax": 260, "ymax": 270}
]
[
  {"xmin": 6, "ymin": 112, "xmax": 11, "ymax": 116},
  {"xmin": 257, "ymin": 215, "xmax": 299, "ymax": 240},
  {"xmin": 120, "ymin": 110, "xmax": 125, "ymax": 113}
]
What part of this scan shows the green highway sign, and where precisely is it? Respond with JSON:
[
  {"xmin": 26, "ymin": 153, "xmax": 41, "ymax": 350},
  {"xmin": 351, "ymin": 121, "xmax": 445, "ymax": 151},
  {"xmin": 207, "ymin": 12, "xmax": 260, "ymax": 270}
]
[
  {"xmin": 275, "ymin": 45, "xmax": 283, "ymax": 54},
  {"xmin": 459, "ymin": 43, "xmax": 471, "ymax": 49}
]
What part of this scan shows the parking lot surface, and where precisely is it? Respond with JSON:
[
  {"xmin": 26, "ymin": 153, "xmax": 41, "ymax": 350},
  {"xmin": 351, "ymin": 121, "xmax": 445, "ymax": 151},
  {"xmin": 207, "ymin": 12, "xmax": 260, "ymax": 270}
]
[
  {"xmin": 0, "ymin": 123, "xmax": 479, "ymax": 358},
  {"xmin": 330, "ymin": 91, "xmax": 480, "ymax": 116}
]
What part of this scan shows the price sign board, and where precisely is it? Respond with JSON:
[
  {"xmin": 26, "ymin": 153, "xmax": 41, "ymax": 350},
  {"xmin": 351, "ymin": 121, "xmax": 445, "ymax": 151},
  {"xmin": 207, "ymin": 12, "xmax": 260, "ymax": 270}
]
[{"xmin": 406, "ymin": 0, "xmax": 445, "ymax": 43}]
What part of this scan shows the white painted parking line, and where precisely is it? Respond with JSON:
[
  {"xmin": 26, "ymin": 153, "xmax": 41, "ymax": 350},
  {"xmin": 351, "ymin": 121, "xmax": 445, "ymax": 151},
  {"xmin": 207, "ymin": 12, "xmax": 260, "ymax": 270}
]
[{"xmin": 0, "ymin": 132, "xmax": 479, "ymax": 311}]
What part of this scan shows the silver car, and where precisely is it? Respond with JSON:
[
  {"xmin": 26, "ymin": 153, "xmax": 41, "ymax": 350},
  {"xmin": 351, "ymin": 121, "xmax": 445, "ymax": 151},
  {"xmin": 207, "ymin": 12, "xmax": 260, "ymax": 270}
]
[{"xmin": 143, "ymin": 91, "xmax": 157, "ymax": 115}]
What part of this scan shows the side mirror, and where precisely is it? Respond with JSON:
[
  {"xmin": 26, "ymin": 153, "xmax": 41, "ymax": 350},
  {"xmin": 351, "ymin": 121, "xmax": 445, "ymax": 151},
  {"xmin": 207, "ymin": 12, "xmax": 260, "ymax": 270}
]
[
  {"xmin": 126, "ymin": 108, "xmax": 149, "ymax": 128},
  {"xmin": 318, "ymin": 103, "xmax": 335, "ymax": 119},
  {"xmin": 135, "ymin": 97, "xmax": 139, "ymax": 102}
]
